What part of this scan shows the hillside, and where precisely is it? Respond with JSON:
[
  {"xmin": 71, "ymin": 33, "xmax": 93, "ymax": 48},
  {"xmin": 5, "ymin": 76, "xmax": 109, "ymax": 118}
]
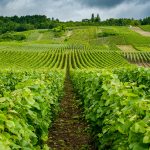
[
  {"xmin": 0, "ymin": 26, "xmax": 150, "ymax": 68},
  {"xmin": 0, "ymin": 25, "xmax": 150, "ymax": 150}
]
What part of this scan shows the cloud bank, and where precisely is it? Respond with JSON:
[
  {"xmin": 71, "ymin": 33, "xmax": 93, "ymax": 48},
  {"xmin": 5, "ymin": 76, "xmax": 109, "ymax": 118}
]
[{"xmin": 0, "ymin": 0, "xmax": 149, "ymax": 21}]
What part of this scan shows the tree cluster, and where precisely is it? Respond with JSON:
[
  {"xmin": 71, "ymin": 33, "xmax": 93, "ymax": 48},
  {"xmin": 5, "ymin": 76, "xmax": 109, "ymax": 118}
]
[
  {"xmin": 101, "ymin": 18, "xmax": 140, "ymax": 26},
  {"xmin": 81, "ymin": 14, "xmax": 150, "ymax": 26},
  {"xmin": 0, "ymin": 15, "xmax": 60, "ymax": 34},
  {"xmin": 0, "ymin": 32, "xmax": 26, "ymax": 41},
  {"xmin": 140, "ymin": 17, "xmax": 150, "ymax": 25},
  {"xmin": 82, "ymin": 13, "xmax": 101, "ymax": 23}
]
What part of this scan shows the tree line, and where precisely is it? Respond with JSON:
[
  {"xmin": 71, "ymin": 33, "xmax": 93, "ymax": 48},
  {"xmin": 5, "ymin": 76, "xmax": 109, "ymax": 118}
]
[
  {"xmin": 0, "ymin": 15, "xmax": 60, "ymax": 34},
  {"xmin": 81, "ymin": 14, "xmax": 150, "ymax": 26},
  {"xmin": 0, "ymin": 14, "xmax": 150, "ymax": 34}
]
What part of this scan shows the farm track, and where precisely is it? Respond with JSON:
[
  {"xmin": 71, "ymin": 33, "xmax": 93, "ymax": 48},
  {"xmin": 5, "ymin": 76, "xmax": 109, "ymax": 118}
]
[
  {"xmin": 131, "ymin": 27, "xmax": 150, "ymax": 37},
  {"xmin": 37, "ymin": 34, "xmax": 43, "ymax": 41},
  {"xmin": 48, "ymin": 67, "xmax": 94, "ymax": 150}
]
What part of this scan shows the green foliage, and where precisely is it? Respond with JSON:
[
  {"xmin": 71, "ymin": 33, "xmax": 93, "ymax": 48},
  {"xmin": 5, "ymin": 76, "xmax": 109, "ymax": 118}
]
[
  {"xmin": 102, "ymin": 18, "xmax": 140, "ymax": 26},
  {"xmin": 0, "ymin": 33, "xmax": 26, "ymax": 41},
  {"xmin": 113, "ymin": 67, "xmax": 150, "ymax": 96},
  {"xmin": 15, "ymin": 24, "xmax": 34, "ymax": 32},
  {"xmin": 98, "ymin": 26, "xmax": 150, "ymax": 48},
  {"xmin": 139, "ymin": 25, "xmax": 150, "ymax": 32},
  {"xmin": 0, "ymin": 46, "xmax": 130, "ymax": 70},
  {"xmin": 0, "ymin": 22, "xmax": 149, "ymax": 150},
  {"xmin": 90, "ymin": 13, "xmax": 101, "ymax": 23},
  {"xmin": 141, "ymin": 17, "xmax": 150, "ymax": 25},
  {"xmin": 71, "ymin": 67, "xmax": 150, "ymax": 150},
  {"xmin": 0, "ymin": 15, "xmax": 150, "ymax": 34},
  {"xmin": 122, "ymin": 52, "xmax": 150, "ymax": 63},
  {"xmin": 53, "ymin": 25, "xmax": 66, "ymax": 37},
  {"xmin": 0, "ymin": 15, "xmax": 60, "ymax": 34},
  {"xmin": 98, "ymin": 29, "xmax": 118, "ymax": 37},
  {"xmin": 0, "ymin": 70, "xmax": 65, "ymax": 149}
]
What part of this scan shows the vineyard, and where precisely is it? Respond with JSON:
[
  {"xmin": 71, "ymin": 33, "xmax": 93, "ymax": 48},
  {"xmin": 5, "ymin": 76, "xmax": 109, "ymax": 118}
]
[
  {"xmin": 0, "ymin": 70, "xmax": 65, "ymax": 149},
  {"xmin": 0, "ymin": 47, "xmax": 130, "ymax": 69},
  {"xmin": 0, "ymin": 26, "xmax": 150, "ymax": 150},
  {"xmin": 122, "ymin": 51, "xmax": 150, "ymax": 67},
  {"xmin": 71, "ymin": 67, "xmax": 150, "ymax": 150}
]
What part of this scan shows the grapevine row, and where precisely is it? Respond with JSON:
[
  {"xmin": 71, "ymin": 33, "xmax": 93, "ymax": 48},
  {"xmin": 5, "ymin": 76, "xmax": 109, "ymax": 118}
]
[
  {"xmin": 0, "ymin": 70, "xmax": 65, "ymax": 149},
  {"xmin": 71, "ymin": 68, "xmax": 150, "ymax": 150},
  {"xmin": 122, "ymin": 51, "xmax": 150, "ymax": 67},
  {"xmin": 0, "ymin": 50, "xmax": 130, "ymax": 69}
]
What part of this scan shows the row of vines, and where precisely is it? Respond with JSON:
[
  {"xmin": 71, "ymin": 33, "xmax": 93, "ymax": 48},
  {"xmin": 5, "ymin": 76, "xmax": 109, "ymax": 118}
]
[
  {"xmin": 122, "ymin": 52, "xmax": 150, "ymax": 67},
  {"xmin": 0, "ymin": 50, "xmax": 130, "ymax": 69},
  {"xmin": 0, "ymin": 70, "xmax": 65, "ymax": 149},
  {"xmin": 71, "ymin": 67, "xmax": 150, "ymax": 150}
]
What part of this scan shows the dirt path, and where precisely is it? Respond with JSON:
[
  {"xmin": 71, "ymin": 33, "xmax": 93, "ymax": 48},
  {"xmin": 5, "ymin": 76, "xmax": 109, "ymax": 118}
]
[
  {"xmin": 117, "ymin": 45, "xmax": 136, "ymax": 52},
  {"xmin": 130, "ymin": 27, "xmax": 150, "ymax": 37},
  {"xmin": 126, "ymin": 59, "xmax": 150, "ymax": 68},
  {"xmin": 37, "ymin": 34, "xmax": 43, "ymax": 41},
  {"xmin": 48, "ymin": 71, "xmax": 94, "ymax": 149},
  {"xmin": 132, "ymin": 62, "xmax": 150, "ymax": 68},
  {"xmin": 66, "ymin": 31, "xmax": 73, "ymax": 38}
]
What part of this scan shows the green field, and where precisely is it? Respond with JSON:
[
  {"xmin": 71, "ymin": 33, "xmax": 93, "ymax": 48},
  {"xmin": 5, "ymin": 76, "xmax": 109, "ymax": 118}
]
[
  {"xmin": 140, "ymin": 25, "xmax": 150, "ymax": 32},
  {"xmin": 0, "ymin": 26, "xmax": 150, "ymax": 69},
  {"xmin": 0, "ymin": 26, "xmax": 150, "ymax": 150}
]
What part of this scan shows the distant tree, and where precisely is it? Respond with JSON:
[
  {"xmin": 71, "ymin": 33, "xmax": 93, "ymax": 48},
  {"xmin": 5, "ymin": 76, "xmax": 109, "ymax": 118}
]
[
  {"xmin": 95, "ymin": 14, "xmax": 101, "ymax": 22},
  {"xmin": 1, "ymin": 33, "xmax": 14, "ymax": 40},
  {"xmin": 13, "ymin": 34, "xmax": 26, "ymax": 41},
  {"xmin": 11, "ymin": 15, "xmax": 19, "ymax": 22},
  {"xmin": 56, "ymin": 18, "xmax": 60, "ymax": 22},
  {"xmin": 52, "ymin": 17, "xmax": 54, "ymax": 21},
  {"xmin": 3, "ymin": 22, "xmax": 18, "ymax": 33},
  {"xmin": 141, "ymin": 17, "xmax": 150, "ymax": 25},
  {"xmin": 15, "ymin": 24, "xmax": 34, "ymax": 32},
  {"xmin": 132, "ymin": 20, "xmax": 140, "ymax": 26},
  {"xmin": 0, "ymin": 14, "xmax": 149, "ymax": 33},
  {"xmin": 101, "ymin": 18, "xmax": 141, "ymax": 26},
  {"xmin": 91, "ymin": 13, "xmax": 95, "ymax": 22},
  {"xmin": 0, "ymin": 33, "xmax": 26, "ymax": 41}
]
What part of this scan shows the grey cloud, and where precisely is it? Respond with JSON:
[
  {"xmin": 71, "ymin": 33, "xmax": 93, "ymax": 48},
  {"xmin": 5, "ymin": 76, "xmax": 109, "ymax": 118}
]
[
  {"xmin": 0, "ymin": 0, "xmax": 149, "ymax": 21},
  {"xmin": 0, "ymin": 0, "xmax": 11, "ymax": 5},
  {"xmin": 79, "ymin": 0, "xmax": 126, "ymax": 8},
  {"xmin": 78, "ymin": 0, "xmax": 150, "ymax": 8}
]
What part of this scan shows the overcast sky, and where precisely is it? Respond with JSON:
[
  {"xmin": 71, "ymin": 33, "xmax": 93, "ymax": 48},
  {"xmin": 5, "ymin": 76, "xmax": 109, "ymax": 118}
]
[{"xmin": 0, "ymin": 0, "xmax": 149, "ymax": 21}]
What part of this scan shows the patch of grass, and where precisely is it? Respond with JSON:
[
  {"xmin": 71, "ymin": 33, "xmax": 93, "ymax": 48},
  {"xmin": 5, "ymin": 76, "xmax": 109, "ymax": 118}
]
[
  {"xmin": 98, "ymin": 28, "xmax": 118, "ymax": 37},
  {"xmin": 0, "ymin": 32, "xmax": 26, "ymax": 41},
  {"xmin": 135, "ymin": 46, "xmax": 150, "ymax": 51},
  {"xmin": 98, "ymin": 26, "xmax": 150, "ymax": 50},
  {"xmin": 140, "ymin": 25, "xmax": 150, "ymax": 32}
]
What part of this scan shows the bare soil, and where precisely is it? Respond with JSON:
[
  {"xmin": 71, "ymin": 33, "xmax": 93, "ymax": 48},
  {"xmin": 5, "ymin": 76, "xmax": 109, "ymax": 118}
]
[
  {"xmin": 132, "ymin": 62, "xmax": 150, "ymax": 68},
  {"xmin": 127, "ymin": 59, "xmax": 150, "ymax": 67},
  {"xmin": 130, "ymin": 27, "xmax": 150, "ymax": 37},
  {"xmin": 66, "ymin": 31, "xmax": 73, "ymax": 37},
  {"xmin": 117, "ymin": 45, "xmax": 136, "ymax": 52},
  {"xmin": 47, "ymin": 75, "xmax": 94, "ymax": 150},
  {"xmin": 37, "ymin": 34, "xmax": 43, "ymax": 41}
]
